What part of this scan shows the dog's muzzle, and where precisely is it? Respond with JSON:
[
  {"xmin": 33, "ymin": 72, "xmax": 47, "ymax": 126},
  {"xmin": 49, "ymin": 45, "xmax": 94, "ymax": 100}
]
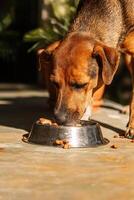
[{"xmin": 54, "ymin": 108, "xmax": 80, "ymax": 125}]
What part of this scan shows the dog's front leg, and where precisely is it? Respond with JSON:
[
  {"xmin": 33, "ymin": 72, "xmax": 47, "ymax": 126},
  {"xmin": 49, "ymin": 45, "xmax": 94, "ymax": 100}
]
[
  {"xmin": 122, "ymin": 32, "xmax": 134, "ymax": 137},
  {"xmin": 125, "ymin": 55, "xmax": 134, "ymax": 137}
]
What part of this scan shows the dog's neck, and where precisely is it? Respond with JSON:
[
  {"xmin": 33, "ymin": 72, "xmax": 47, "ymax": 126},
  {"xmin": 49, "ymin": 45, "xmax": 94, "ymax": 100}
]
[{"xmin": 69, "ymin": 0, "xmax": 123, "ymax": 48}]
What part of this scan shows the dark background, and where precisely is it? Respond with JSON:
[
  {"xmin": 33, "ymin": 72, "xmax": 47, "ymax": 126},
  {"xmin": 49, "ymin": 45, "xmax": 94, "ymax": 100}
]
[{"xmin": 0, "ymin": 0, "xmax": 38, "ymax": 83}]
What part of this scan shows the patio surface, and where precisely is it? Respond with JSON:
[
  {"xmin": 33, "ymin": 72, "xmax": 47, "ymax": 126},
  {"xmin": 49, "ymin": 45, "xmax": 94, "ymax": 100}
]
[{"xmin": 0, "ymin": 84, "xmax": 134, "ymax": 200}]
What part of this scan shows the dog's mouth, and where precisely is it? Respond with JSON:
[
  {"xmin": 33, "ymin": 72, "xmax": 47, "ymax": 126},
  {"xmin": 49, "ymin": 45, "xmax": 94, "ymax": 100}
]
[
  {"xmin": 55, "ymin": 118, "xmax": 80, "ymax": 126},
  {"xmin": 54, "ymin": 109, "xmax": 81, "ymax": 126},
  {"xmin": 54, "ymin": 107, "xmax": 92, "ymax": 126}
]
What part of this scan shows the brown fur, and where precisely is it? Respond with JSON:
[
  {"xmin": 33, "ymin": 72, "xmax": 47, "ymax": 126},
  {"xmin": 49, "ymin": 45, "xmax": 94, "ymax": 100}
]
[{"xmin": 40, "ymin": 0, "xmax": 134, "ymax": 135}]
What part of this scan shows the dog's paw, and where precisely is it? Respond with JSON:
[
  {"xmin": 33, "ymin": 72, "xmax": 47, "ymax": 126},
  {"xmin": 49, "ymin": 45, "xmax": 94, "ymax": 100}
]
[{"xmin": 125, "ymin": 127, "xmax": 134, "ymax": 139}]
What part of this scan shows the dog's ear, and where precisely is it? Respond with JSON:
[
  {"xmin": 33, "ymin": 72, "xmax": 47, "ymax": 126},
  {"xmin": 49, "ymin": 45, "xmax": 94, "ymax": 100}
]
[
  {"xmin": 38, "ymin": 41, "xmax": 61, "ymax": 96},
  {"xmin": 119, "ymin": 32, "xmax": 134, "ymax": 55},
  {"xmin": 93, "ymin": 43, "xmax": 120, "ymax": 85},
  {"xmin": 38, "ymin": 41, "xmax": 61, "ymax": 90},
  {"xmin": 38, "ymin": 40, "xmax": 61, "ymax": 71},
  {"xmin": 39, "ymin": 49, "xmax": 52, "ymax": 71}
]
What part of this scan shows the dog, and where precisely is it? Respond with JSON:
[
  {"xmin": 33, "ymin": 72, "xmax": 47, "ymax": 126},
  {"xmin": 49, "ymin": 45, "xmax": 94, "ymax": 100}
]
[{"xmin": 39, "ymin": 0, "xmax": 134, "ymax": 137}]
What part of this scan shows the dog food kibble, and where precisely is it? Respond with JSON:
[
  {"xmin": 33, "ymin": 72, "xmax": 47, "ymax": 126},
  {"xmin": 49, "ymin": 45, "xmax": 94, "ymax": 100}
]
[
  {"xmin": 54, "ymin": 139, "xmax": 70, "ymax": 149},
  {"xmin": 110, "ymin": 144, "xmax": 118, "ymax": 149},
  {"xmin": 55, "ymin": 139, "xmax": 64, "ymax": 145},
  {"xmin": 113, "ymin": 135, "xmax": 118, "ymax": 138},
  {"xmin": 63, "ymin": 143, "xmax": 70, "ymax": 149},
  {"xmin": 37, "ymin": 118, "xmax": 52, "ymax": 125},
  {"xmin": 52, "ymin": 122, "xmax": 59, "ymax": 127},
  {"xmin": 37, "ymin": 118, "xmax": 58, "ymax": 126}
]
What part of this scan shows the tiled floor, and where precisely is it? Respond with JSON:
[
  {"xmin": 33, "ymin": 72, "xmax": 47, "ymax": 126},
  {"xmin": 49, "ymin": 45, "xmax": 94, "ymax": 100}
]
[{"xmin": 0, "ymin": 84, "xmax": 133, "ymax": 200}]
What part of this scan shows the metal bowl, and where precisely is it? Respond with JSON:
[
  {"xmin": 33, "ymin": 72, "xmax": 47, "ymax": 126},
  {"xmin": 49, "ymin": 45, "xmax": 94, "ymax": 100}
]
[{"xmin": 24, "ymin": 120, "xmax": 109, "ymax": 148}]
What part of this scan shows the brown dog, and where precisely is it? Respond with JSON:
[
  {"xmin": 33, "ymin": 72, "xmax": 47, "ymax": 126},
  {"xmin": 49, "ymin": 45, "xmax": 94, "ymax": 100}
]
[{"xmin": 40, "ymin": 0, "xmax": 134, "ymax": 137}]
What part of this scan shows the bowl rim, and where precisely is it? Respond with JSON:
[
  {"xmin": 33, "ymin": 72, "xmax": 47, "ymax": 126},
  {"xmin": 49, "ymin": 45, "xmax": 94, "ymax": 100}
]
[{"xmin": 36, "ymin": 119, "xmax": 98, "ymax": 129}]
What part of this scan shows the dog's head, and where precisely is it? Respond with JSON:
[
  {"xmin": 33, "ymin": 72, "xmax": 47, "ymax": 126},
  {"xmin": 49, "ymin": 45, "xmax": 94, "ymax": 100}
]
[{"xmin": 40, "ymin": 32, "xmax": 120, "ymax": 124}]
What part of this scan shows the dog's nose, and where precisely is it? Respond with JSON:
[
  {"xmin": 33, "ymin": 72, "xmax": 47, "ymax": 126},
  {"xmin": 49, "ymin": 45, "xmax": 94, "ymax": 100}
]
[{"xmin": 54, "ymin": 111, "xmax": 67, "ymax": 125}]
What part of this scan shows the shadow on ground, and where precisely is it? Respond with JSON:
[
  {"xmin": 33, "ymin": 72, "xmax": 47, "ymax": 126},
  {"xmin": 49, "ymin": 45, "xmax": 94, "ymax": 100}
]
[
  {"xmin": 0, "ymin": 96, "xmax": 54, "ymax": 131},
  {"xmin": 93, "ymin": 120, "xmax": 125, "ymax": 136},
  {"xmin": 0, "ymin": 95, "xmax": 127, "ymax": 137}
]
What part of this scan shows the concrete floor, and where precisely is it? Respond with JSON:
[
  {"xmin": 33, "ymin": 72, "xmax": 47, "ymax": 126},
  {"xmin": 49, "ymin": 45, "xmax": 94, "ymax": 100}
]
[{"xmin": 0, "ymin": 84, "xmax": 134, "ymax": 200}]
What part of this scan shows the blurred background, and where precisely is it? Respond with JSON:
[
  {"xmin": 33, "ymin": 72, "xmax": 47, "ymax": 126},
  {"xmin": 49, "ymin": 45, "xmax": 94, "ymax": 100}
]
[{"xmin": 0, "ymin": 0, "xmax": 132, "ymax": 105}]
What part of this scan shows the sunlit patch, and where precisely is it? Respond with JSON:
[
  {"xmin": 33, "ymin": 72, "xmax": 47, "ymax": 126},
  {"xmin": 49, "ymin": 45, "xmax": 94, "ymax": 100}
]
[
  {"xmin": 0, "ymin": 100, "xmax": 12, "ymax": 105},
  {"xmin": 108, "ymin": 114, "xmax": 121, "ymax": 119},
  {"xmin": 81, "ymin": 106, "xmax": 92, "ymax": 120},
  {"xmin": 69, "ymin": 128, "xmax": 79, "ymax": 146}
]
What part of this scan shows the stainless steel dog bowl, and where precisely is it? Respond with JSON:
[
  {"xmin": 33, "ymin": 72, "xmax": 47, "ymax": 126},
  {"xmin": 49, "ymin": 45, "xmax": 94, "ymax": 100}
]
[{"xmin": 25, "ymin": 120, "xmax": 109, "ymax": 148}]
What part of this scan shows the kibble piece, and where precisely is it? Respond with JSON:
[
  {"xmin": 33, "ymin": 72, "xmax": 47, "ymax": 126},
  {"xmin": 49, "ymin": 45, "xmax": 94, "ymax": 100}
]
[
  {"xmin": 52, "ymin": 122, "xmax": 59, "ymax": 127},
  {"xmin": 63, "ymin": 143, "xmax": 70, "ymax": 149},
  {"xmin": 55, "ymin": 139, "xmax": 64, "ymax": 145},
  {"xmin": 37, "ymin": 118, "xmax": 52, "ymax": 125},
  {"xmin": 22, "ymin": 134, "xmax": 29, "ymax": 143},
  {"xmin": 110, "ymin": 144, "xmax": 118, "ymax": 149},
  {"xmin": 37, "ymin": 118, "xmax": 59, "ymax": 127},
  {"xmin": 62, "ymin": 139, "xmax": 69, "ymax": 144},
  {"xmin": 113, "ymin": 135, "xmax": 118, "ymax": 138},
  {"xmin": 54, "ymin": 139, "xmax": 70, "ymax": 149}
]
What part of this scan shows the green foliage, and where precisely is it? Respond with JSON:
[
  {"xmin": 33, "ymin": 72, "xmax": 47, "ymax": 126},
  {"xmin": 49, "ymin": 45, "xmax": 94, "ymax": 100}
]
[
  {"xmin": 0, "ymin": 13, "xmax": 13, "ymax": 32},
  {"xmin": 0, "ymin": 0, "xmax": 19, "ymax": 61},
  {"xmin": 24, "ymin": 0, "xmax": 80, "ymax": 51},
  {"xmin": 24, "ymin": 26, "xmax": 62, "ymax": 52},
  {"xmin": 0, "ymin": 0, "xmax": 80, "ymax": 59}
]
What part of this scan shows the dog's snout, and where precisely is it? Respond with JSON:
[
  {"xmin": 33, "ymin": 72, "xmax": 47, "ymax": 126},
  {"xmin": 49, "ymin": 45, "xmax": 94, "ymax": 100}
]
[
  {"xmin": 54, "ymin": 107, "xmax": 80, "ymax": 125},
  {"xmin": 54, "ymin": 110, "xmax": 67, "ymax": 124}
]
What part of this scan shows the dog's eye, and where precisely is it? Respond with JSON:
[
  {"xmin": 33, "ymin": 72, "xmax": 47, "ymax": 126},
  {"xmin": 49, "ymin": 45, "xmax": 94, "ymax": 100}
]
[{"xmin": 70, "ymin": 83, "xmax": 88, "ymax": 89}]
